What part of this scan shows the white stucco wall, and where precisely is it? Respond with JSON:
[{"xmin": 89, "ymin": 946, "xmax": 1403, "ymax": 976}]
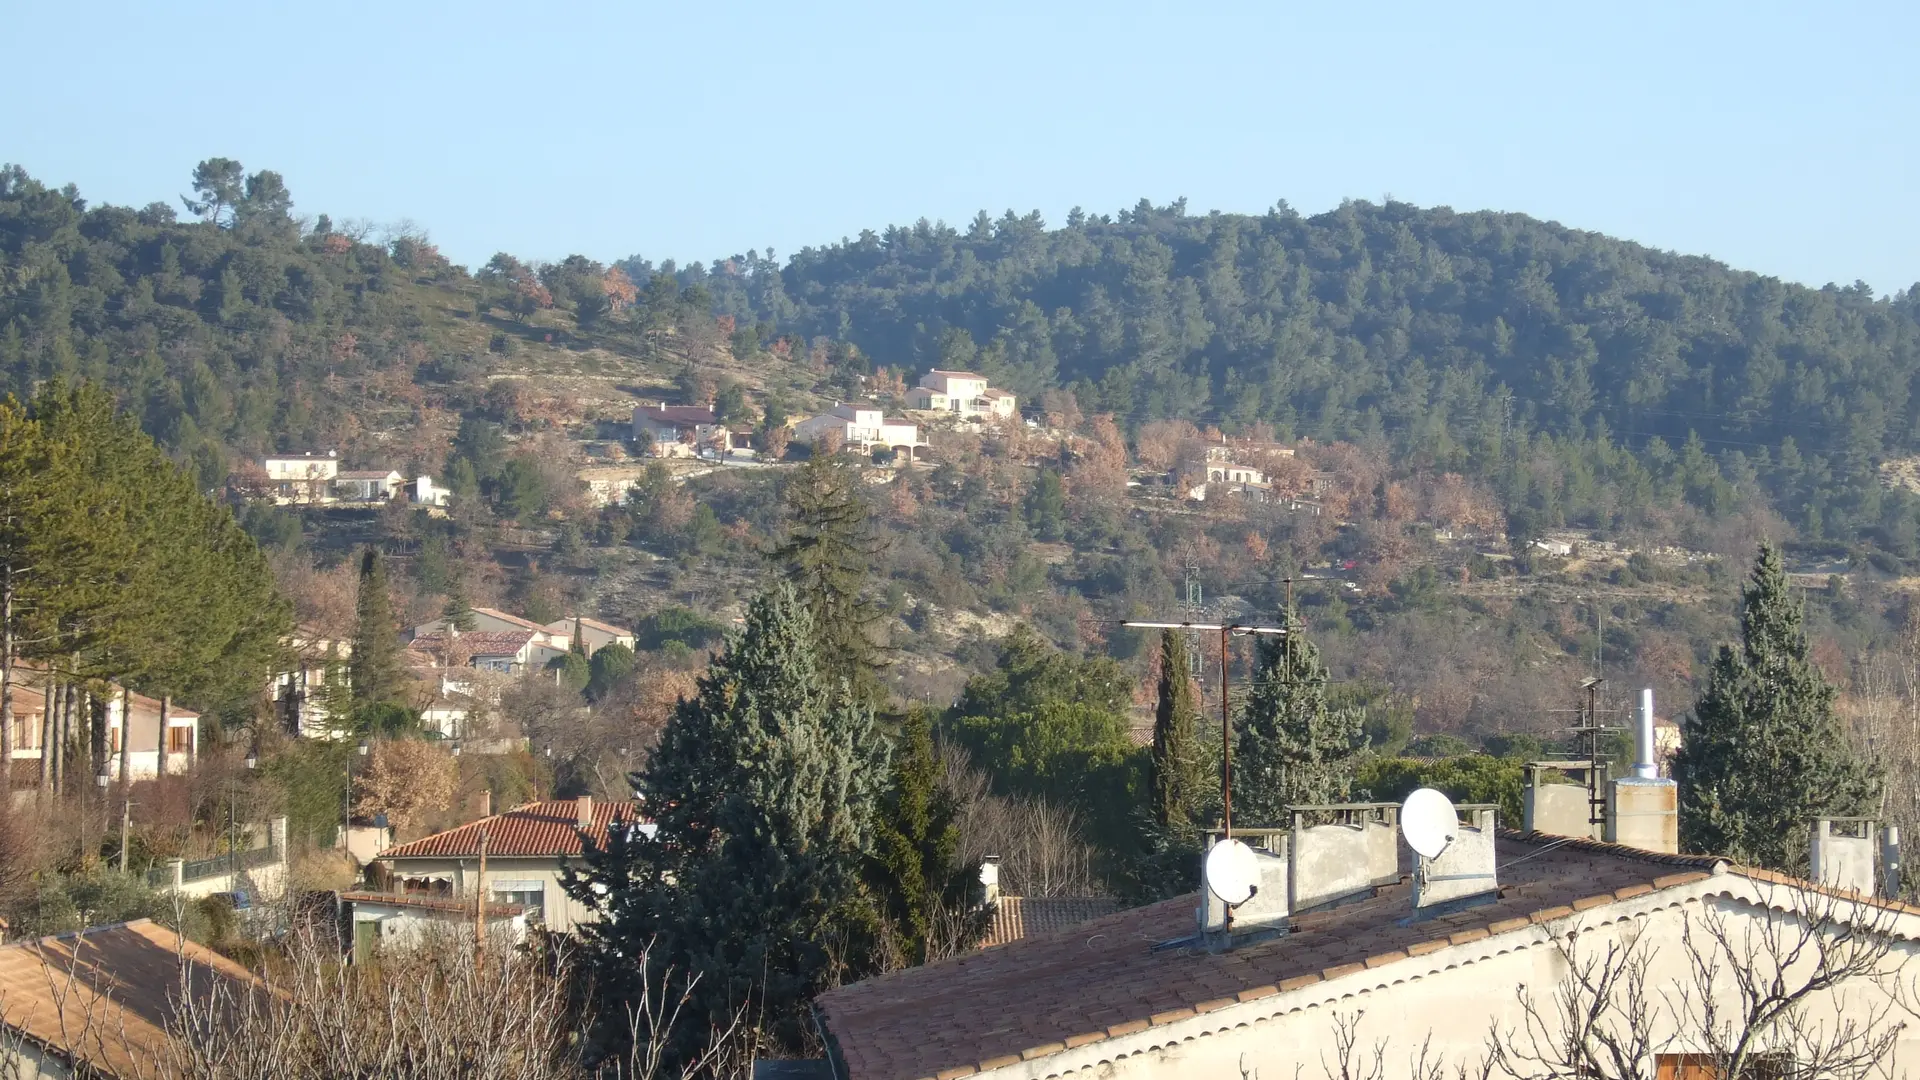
[
  {"xmin": 972, "ymin": 875, "xmax": 1920, "ymax": 1080},
  {"xmin": 373, "ymin": 856, "xmax": 597, "ymax": 934}
]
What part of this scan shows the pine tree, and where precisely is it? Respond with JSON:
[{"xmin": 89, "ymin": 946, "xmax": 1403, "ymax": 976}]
[
  {"xmin": 1674, "ymin": 542, "xmax": 1880, "ymax": 870},
  {"xmin": 767, "ymin": 455, "xmax": 887, "ymax": 702},
  {"xmin": 1233, "ymin": 609, "xmax": 1364, "ymax": 827},
  {"xmin": 442, "ymin": 564, "xmax": 476, "ymax": 632},
  {"xmin": 348, "ymin": 546, "xmax": 404, "ymax": 715},
  {"xmin": 870, "ymin": 707, "xmax": 983, "ymax": 964},
  {"xmin": 563, "ymin": 584, "xmax": 888, "ymax": 1064},
  {"xmin": 1149, "ymin": 630, "xmax": 1208, "ymax": 831}
]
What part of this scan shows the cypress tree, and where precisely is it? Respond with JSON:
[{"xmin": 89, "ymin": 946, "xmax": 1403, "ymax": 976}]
[
  {"xmin": 564, "ymin": 583, "xmax": 888, "ymax": 1064},
  {"xmin": 1674, "ymin": 542, "xmax": 1880, "ymax": 870},
  {"xmin": 870, "ymin": 707, "xmax": 982, "ymax": 964},
  {"xmin": 767, "ymin": 455, "xmax": 887, "ymax": 703},
  {"xmin": 1232, "ymin": 608, "xmax": 1364, "ymax": 826},
  {"xmin": 1149, "ymin": 630, "xmax": 1208, "ymax": 831},
  {"xmin": 348, "ymin": 546, "xmax": 404, "ymax": 715}
]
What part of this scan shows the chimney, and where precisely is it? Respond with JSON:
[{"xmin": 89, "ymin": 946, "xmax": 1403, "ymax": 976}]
[
  {"xmin": 1289, "ymin": 805, "xmax": 1400, "ymax": 912},
  {"xmin": 1811, "ymin": 818, "xmax": 1879, "ymax": 896},
  {"xmin": 1198, "ymin": 831, "xmax": 1290, "ymax": 940},
  {"xmin": 1883, "ymin": 826, "xmax": 1903, "ymax": 899},
  {"xmin": 482, "ymin": 790, "xmax": 492, "ymax": 819},
  {"xmin": 978, "ymin": 857, "xmax": 1001, "ymax": 904},
  {"xmin": 1605, "ymin": 688, "xmax": 1679, "ymax": 853},
  {"xmin": 1632, "ymin": 688, "xmax": 1659, "ymax": 779},
  {"xmin": 1413, "ymin": 806, "xmax": 1498, "ymax": 916},
  {"xmin": 575, "ymin": 794, "xmax": 593, "ymax": 829}
]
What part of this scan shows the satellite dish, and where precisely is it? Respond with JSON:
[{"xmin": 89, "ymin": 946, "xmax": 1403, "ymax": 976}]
[
  {"xmin": 1205, "ymin": 838, "xmax": 1259, "ymax": 906},
  {"xmin": 1401, "ymin": 787, "xmax": 1458, "ymax": 860}
]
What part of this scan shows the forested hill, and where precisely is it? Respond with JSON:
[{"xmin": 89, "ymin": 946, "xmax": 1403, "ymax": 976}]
[
  {"xmin": 676, "ymin": 200, "xmax": 1920, "ymax": 554},
  {"xmin": 10, "ymin": 157, "xmax": 1920, "ymax": 562}
]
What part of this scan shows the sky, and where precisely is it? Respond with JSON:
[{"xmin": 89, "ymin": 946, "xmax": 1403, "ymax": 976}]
[{"xmin": 9, "ymin": 1, "xmax": 1917, "ymax": 293}]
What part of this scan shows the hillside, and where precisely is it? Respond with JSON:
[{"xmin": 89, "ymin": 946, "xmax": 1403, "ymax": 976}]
[{"xmin": 6, "ymin": 161, "xmax": 1919, "ymax": 753}]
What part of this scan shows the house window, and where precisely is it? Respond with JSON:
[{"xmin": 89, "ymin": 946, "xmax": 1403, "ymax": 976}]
[
  {"xmin": 1656, "ymin": 1054, "xmax": 1790, "ymax": 1080},
  {"xmin": 11, "ymin": 714, "xmax": 34, "ymax": 750},
  {"xmin": 490, "ymin": 879, "xmax": 546, "ymax": 921},
  {"xmin": 167, "ymin": 726, "xmax": 193, "ymax": 754}
]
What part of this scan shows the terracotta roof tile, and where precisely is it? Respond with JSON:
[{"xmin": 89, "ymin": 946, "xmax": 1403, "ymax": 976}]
[
  {"xmin": 377, "ymin": 800, "xmax": 641, "ymax": 860},
  {"xmin": 817, "ymin": 832, "xmax": 1729, "ymax": 1080},
  {"xmin": 979, "ymin": 895, "xmax": 1119, "ymax": 948},
  {"xmin": 0, "ymin": 920, "xmax": 260, "ymax": 1079}
]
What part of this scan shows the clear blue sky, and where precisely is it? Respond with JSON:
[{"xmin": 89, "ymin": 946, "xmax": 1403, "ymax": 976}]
[{"xmin": 10, "ymin": 1, "xmax": 1917, "ymax": 292}]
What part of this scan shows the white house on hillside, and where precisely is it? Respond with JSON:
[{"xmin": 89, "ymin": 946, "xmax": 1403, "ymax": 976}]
[
  {"xmin": 542, "ymin": 615, "xmax": 636, "ymax": 656},
  {"xmin": 907, "ymin": 370, "xmax": 1017, "ymax": 420},
  {"xmin": 631, "ymin": 403, "xmax": 749, "ymax": 458},
  {"xmin": 260, "ymin": 451, "xmax": 339, "ymax": 504},
  {"xmin": 335, "ymin": 469, "xmax": 406, "ymax": 502},
  {"xmin": 6, "ymin": 679, "xmax": 198, "ymax": 781},
  {"xmin": 794, "ymin": 404, "xmax": 921, "ymax": 459}
]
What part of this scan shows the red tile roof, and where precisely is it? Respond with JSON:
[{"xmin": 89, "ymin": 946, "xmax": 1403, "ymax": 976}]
[
  {"xmin": 817, "ymin": 832, "xmax": 1726, "ymax": 1080},
  {"xmin": 408, "ymin": 630, "xmax": 533, "ymax": 657},
  {"xmin": 470, "ymin": 607, "xmax": 545, "ymax": 631},
  {"xmin": 0, "ymin": 919, "xmax": 261, "ymax": 1079},
  {"xmin": 980, "ymin": 896, "xmax": 1119, "ymax": 948},
  {"xmin": 376, "ymin": 799, "xmax": 641, "ymax": 860},
  {"xmin": 635, "ymin": 404, "xmax": 719, "ymax": 427}
]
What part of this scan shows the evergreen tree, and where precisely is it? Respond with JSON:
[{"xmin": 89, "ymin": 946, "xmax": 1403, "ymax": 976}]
[
  {"xmin": 348, "ymin": 546, "xmax": 404, "ymax": 716},
  {"xmin": 563, "ymin": 584, "xmax": 888, "ymax": 1064},
  {"xmin": 1149, "ymin": 630, "xmax": 1208, "ymax": 831},
  {"xmin": 870, "ymin": 707, "xmax": 983, "ymax": 964},
  {"xmin": 442, "ymin": 563, "xmax": 476, "ymax": 632},
  {"xmin": 767, "ymin": 455, "xmax": 887, "ymax": 702},
  {"xmin": 583, "ymin": 642, "xmax": 635, "ymax": 702},
  {"xmin": 1232, "ymin": 610, "xmax": 1364, "ymax": 826},
  {"xmin": 1674, "ymin": 542, "xmax": 1881, "ymax": 870}
]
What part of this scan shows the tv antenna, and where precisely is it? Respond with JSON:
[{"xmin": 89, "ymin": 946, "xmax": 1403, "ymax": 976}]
[
  {"xmin": 1123, "ymin": 619, "xmax": 1287, "ymax": 838},
  {"xmin": 1400, "ymin": 787, "xmax": 1458, "ymax": 859}
]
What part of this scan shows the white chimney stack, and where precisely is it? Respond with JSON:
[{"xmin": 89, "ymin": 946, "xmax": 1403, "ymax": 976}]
[
  {"xmin": 1634, "ymin": 688, "xmax": 1659, "ymax": 779},
  {"xmin": 576, "ymin": 795, "xmax": 593, "ymax": 829},
  {"xmin": 978, "ymin": 857, "xmax": 1001, "ymax": 904}
]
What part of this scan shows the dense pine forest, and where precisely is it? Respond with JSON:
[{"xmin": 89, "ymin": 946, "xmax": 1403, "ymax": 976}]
[{"xmin": 678, "ymin": 201, "xmax": 1920, "ymax": 560}]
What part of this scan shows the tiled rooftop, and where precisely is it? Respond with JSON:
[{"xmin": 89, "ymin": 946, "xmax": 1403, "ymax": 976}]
[
  {"xmin": 817, "ymin": 831, "xmax": 1724, "ymax": 1080},
  {"xmin": 408, "ymin": 630, "xmax": 533, "ymax": 656},
  {"xmin": 980, "ymin": 896, "xmax": 1120, "ymax": 949},
  {"xmin": 377, "ymin": 799, "xmax": 641, "ymax": 860},
  {"xmin": 0, "ymin": 919, "xmax": 259, "ymax": 1079}
]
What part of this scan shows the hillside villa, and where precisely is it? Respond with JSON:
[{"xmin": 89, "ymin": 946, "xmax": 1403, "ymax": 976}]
[
  {"xmin": 793, "ymin": 404, "xmax": 921, "ymax": 460},
  {"xmin": 907, "ymin": 370, "xmax": 1018, "ymax": 420}
]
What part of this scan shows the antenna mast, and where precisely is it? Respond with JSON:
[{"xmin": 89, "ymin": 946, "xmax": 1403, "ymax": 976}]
[{"xmin": 1124, "ymin": 619, "xmax": 1286, "ymax": 838}]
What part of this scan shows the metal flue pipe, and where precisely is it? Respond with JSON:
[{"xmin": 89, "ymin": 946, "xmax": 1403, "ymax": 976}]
[{"xmin": 1633, "ymin": 688, "xmax": 1659, "ymax": 779}]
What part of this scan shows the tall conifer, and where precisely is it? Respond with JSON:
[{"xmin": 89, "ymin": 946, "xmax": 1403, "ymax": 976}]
[
  {"xmin": 768, "ymin": 455, "xmax": 887, "ymax": 702},
  {"xmin": 1149, "ymin": 630, "xmax": 1208, "ymax": 831},
  {"xmin": 564, "ymin": 584, "xmax": 888, "ymax": 1064},
  {"xmin": 1674, "ymin": 542, "xmax": 1880, "ymax": 869},
  {"xmin": 1232, "ymin": 608, "xmax": 1363, "ymax": 826},
  {"xmin": 348, "ymin": 546, "xmax": 404, "ymax": 714}
]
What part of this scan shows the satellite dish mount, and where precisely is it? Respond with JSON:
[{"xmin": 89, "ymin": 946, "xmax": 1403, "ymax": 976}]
[{"xmin": 1401, "ymin": 787, "xmax": 1458, "ymax": 860}]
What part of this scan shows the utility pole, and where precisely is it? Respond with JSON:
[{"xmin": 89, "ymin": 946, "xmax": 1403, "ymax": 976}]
[
  {"xmin": 474, "ymin": 827, "xmax": 489, "ymax": 949},
  {"xmin": 1123, "ymin": 620, "xmax": 1285, "ymax": 839},
  {"xmin": 119, "ymin": 794, "xmax": 132, "ymax": 873}
]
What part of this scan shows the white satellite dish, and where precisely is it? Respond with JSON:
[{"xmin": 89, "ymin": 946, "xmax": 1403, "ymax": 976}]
[
  {"xmin": 1401, "ymin": 787, "xmax": 1458, "ymax": 860},
  {"xmin": 1204, "ymin": 838, "xmax": 1260, "ymax": 906}
]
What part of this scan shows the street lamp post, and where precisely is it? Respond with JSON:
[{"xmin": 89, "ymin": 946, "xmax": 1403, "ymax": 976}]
[{"xmin": 230, "ymin": 750, "xmax": 256, "ymax": 895}]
